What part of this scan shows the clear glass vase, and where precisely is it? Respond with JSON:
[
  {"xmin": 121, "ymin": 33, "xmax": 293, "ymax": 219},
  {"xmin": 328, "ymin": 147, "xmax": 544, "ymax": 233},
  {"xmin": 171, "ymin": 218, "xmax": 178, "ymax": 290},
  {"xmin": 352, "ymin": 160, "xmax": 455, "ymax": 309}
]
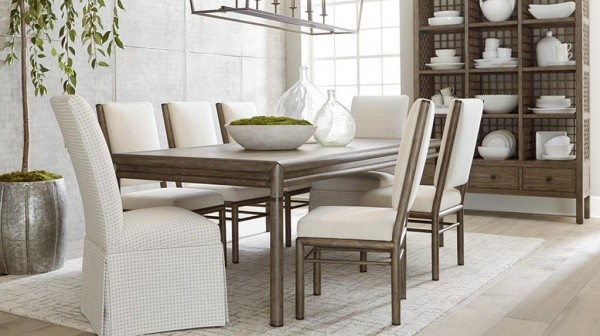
[
  {"xmin": 314, "ymin": 90, "xmax": 356, "ymax": 147},
  {"xmin": 272, "ymin": 66, "xmax": 326, "ymax": 123}
]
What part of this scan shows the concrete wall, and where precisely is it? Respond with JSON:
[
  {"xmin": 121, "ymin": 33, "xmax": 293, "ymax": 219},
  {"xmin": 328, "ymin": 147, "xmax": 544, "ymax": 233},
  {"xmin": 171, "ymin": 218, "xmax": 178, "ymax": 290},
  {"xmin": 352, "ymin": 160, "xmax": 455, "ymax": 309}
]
[{"xmin": 0, "ymin": 0, "xmax": 286, "ymax": 241}]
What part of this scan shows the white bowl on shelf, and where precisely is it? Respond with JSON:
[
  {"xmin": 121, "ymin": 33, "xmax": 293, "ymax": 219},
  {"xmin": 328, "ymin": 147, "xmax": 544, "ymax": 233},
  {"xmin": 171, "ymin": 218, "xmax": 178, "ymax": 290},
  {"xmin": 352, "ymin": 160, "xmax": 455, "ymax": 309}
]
[
  {"xmin": 434, "ymin": 10, "xmax": 461, "ymax": 17},
  {"xmin": 528, "ymin": 2, "xmax": 576, "ymax": 19},
  {"xmin": 474, "ymin": 95, "xmax": 519, "ymax": 114},
  {"xmin": 478, "ymin": 146, "xmax": 512, "ymax": 160},
  {"xmin": 430, "ymin": 56, "xmax": 461, "ymax": 63},
  {"xmin": 428, "ymin": 16, "xmax": 464, "ymax": 26},
  {"xmin": 546, "ymin": 135, "xmax": 571, "ymax": 145},
  {"xmin": 544, "ymin": 143, "xmax": 574, "ymax": 157},
  {"xmin": 435, "ymin": 49, "xmax": 456, "ymax": 57}
]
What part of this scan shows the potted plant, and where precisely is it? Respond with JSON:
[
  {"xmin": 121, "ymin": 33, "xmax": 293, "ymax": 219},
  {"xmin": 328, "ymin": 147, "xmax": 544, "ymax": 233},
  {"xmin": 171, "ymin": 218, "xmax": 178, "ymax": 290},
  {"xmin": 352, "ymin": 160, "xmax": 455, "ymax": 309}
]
[{"xmin": 0, "ymin": 0, "xmax": 123, "ymax": 275}]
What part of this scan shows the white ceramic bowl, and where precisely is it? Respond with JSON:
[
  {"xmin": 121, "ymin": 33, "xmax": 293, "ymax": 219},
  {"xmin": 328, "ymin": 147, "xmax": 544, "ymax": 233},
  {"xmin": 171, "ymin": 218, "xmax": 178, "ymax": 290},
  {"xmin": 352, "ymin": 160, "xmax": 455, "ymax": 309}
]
[
  {"xmin": 475, "ymin": 95, "xmax": 519, "ymax": 114},
  {"xmin": 434, "ymin": 10, "xmax": 460, "ymax": 17},
  {"xmin": 544, "ymin": 143, "xmax": 574, "ymax": 157},
  {"xmin": 482, "ymin": 51, "xmax": 498, "ymax": 59},
  {"xmin": 435, "ymin": 49, "xmax": 456, "ymax": 57},
  {"xmin": 529, "ymin": 2, "xmax": 575, "ymax": 19},
  {"xmin": 428, "ymin": 16, "xmax": 464, "ymax": 26},
  {"xmin": 478, "ymin": 146, "xmax": 512, "ymax": 160},
  {"xmin": 546, "ymin": 135, "xmax": 571, "ymax": 145},
  {"xmin": 480, "ymin": 0, "xmax": 515, "ymax": 22},
  {"xmin": 225, "ymin": 124, "xmax": 317, "ymax": 150},
  {"xmin": 430, "ymin": 56, "xmax": 461, "ymax": 63}
]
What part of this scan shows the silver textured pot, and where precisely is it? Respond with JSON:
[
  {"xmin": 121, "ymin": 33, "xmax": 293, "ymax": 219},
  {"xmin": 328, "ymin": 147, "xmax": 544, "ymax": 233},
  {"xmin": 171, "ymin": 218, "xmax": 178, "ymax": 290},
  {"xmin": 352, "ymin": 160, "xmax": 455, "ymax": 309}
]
[{"xmin": 0, "ymin": 178, "xmax": 68, "ymax": 275}]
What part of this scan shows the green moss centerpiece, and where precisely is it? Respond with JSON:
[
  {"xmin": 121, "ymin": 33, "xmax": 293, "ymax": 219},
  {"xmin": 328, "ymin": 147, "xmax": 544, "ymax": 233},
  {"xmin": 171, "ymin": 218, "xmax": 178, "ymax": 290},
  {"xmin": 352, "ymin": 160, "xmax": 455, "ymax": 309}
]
[{"xmin": 225, "ymin": 116, "xmax": 317, "ymax": 151}]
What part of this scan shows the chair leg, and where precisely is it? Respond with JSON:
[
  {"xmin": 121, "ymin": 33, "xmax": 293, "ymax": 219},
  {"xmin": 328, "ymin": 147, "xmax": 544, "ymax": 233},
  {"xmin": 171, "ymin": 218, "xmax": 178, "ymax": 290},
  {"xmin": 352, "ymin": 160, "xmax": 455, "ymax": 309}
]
[
  {"xmin": 439, "ymin": 216, "xmax": 445, "ymax": 247},
  {"xmin": 431, "ymin": 214, "xmax": 440, "ymax": 281},
  {"xmin": 285, "ymin": 194, "xmax": 292, "ymax": 247},
  {"xmin": 296, "ymin": 240, "xmax": 305, "ymax": 320},
  {"xmin": 391, "ymin": 248, "xmax": 401, "ymax": 325},
  {"xmin": 265, "ymin": 203, "xmax": 271, "ymax": 232},
  {"xmin": 401, "ymin": 239, "xmax": 407, "ymax": 300},
  {"xmin": 457, "ymin": 209, "xmax": 465, "ymax": 266},
  {"xmin": 219, "ymin": 208, "xmax": 227, "ymax": 267},
  {"xmin": 313, "ymin": 249, "xmax": 322, "ymax": 295},
  {"xmin": 360, "ymin": 251, "xmax": 368, "ymax": 272},
  {"xmin": 232, "ymin": 205, "xmax": 240, "ymax": 264}
]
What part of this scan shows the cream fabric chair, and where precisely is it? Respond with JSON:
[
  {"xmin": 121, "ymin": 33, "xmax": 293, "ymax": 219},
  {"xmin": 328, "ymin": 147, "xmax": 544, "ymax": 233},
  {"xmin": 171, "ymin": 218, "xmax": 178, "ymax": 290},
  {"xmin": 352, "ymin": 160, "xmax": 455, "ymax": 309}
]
[
  {"xmin": 360, "ymin": 99, "xmax": 484, "ymax": 280},
  {"xmin": 96, "ymin": 102, "xmax": 228, "ymax": 262},
  {"xmin": 161, "ymin": 101, "xmax": 271, "ymax": 264},
  {"xmin": 308, "ymin": 95, "xmax": 410, "ymax": 210},
  {"xmin": 216, "ymin": 102, "xmax": 312, "ymax": 248},
  {"xmin": 295, "ymin": 99, "xmax": 435, "ymax": 325},
  {"xmin": 50, "ymin": 95, "xmax": 228, "ymax": 336}
]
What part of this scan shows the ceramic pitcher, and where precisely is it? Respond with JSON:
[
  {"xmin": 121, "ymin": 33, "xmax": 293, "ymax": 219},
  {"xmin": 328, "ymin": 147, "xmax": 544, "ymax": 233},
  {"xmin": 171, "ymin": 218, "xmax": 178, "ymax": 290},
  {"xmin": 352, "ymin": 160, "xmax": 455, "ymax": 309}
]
[{"xmin": 480, "ymin": 0, "xmax": 516, "ymax": 22}]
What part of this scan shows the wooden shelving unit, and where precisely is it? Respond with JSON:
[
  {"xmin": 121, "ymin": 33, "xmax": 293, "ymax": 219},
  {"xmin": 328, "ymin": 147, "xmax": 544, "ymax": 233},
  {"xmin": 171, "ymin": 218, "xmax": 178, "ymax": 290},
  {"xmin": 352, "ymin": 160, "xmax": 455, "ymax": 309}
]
[{"xmin": 415, "ymin": 0, "xmax": 590, "ymax": 223}]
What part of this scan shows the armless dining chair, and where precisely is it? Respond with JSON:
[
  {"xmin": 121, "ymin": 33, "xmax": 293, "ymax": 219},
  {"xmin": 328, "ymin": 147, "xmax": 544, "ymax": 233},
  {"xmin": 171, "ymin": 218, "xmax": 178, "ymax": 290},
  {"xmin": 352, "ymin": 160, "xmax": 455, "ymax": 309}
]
[
  {"xmin": 295, "ymin": 99, "xmax": 435, "ymax": 326},
  {"xmin": 308, "ymin": 95, "xmax": 410, "ymax": 210},
  {"xmin": 96, "ymin": 102, "xmax": 228, "ymax": 263},
  {"xmin": 51, "ymin": 95, "xmax": 228, "ymax": 336},
  {"xmin": 161, "ymin": 101, "xmax": 271, "ymax": 264},
  {"xmin": 360, "ymin": 99, "xmax": 484, "ymax": 280},
  {"xmin": 216, "ymin": 102, "xmax": 312, "ymax": 248}
]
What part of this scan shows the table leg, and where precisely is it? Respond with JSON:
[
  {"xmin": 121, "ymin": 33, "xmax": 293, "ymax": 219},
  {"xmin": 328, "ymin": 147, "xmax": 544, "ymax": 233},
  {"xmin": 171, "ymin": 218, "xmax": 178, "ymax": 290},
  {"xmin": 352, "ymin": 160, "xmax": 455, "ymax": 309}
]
[{"xmin": 270, "ymin": 164, "xmax": 285, "ymax": 327}]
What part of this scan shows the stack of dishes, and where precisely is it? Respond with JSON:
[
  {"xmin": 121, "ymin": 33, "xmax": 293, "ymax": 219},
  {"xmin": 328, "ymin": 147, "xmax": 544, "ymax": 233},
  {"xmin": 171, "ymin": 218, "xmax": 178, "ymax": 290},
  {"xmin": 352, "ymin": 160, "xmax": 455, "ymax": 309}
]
[
  {"xmin": 528, "ymin": 95, "xmax": 576, "ymax": 114},
  {"xmin": 529, "ymin": 2, "xmax": 576, "ymax": 20},
  {"xmin": 474, "ymin": 38, "xmax": 518, "ymax": 69},
  {"xmin": 478, "ymin": 130, "xmax": 516, "ymax": 160},
  {"xmin": 426, "ymin": 49, "xmax": 465, "ymax": 70},
  {"xmin": 537, "ymin": 134, "xmax": 575, "ymax": 161},
  {"xmin": 428, "ymin": 10, "xmax": 464, "ymax": 26}
]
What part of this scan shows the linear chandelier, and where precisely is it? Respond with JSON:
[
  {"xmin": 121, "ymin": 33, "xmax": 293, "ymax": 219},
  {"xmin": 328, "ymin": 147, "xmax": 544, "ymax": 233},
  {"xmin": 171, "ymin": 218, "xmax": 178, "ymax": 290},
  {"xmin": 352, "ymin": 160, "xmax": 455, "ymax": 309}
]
[{"xmin": 190, "ymin": 0, "xmax": 364, "ymax": 35}]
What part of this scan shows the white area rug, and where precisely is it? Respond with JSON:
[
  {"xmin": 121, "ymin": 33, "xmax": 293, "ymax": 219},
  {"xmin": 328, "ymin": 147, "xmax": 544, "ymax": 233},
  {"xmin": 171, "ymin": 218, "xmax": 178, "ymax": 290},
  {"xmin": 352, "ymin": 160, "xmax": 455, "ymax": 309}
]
[{"xmin": 0, "ymin": 217, "xmax": 543, "ymax": 336}]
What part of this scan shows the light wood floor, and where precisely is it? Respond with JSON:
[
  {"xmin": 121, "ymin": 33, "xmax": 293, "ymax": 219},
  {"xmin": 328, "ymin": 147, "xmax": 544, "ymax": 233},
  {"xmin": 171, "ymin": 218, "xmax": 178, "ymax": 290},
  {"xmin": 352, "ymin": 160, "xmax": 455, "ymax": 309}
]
[{"xmin": 1, "ymin": 210, "xmax": 600, "ymax": 336}]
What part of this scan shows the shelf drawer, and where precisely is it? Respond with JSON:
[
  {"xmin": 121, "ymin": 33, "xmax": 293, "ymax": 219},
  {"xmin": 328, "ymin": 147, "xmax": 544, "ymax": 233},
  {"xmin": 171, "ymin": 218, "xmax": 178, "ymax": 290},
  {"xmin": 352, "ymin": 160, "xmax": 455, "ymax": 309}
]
[
  {"xmin": 522, "ymin": 168, "xmax": 575, "ymax": 193},
  {"xmin": 469, "ymin": 166, "xmax": 519, "ymax": 190}
]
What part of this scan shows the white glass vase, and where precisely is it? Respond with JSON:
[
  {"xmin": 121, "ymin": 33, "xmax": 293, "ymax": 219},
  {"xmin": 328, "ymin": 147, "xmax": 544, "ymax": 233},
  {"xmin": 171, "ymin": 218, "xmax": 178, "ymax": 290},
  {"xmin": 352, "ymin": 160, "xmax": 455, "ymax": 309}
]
[
  {"xmin": 272, "ymin": 66, "xmax": 325, "ymax": 123},
  {"xmin": 314, "ymin": 90, "xmax": 356, "ymax": 147}
]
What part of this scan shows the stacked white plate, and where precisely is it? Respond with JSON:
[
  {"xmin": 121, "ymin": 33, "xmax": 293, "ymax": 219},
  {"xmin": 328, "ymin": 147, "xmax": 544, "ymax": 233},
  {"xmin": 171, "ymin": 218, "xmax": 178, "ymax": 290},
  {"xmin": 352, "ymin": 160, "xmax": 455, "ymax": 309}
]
[
  {"xmin": 528, "ymin": 95, "xmax": 576, "ymax": 114},
  {"xmin": 529, "ymin": 2, "xmax": 575, "ymax": 20},
  {"xmin": 474, "ymin": 58, "xmax": 518, "ymax": 69},
  {"xmin": 428, "ymin": 10, "xmax": 464, "ymax": 26},
  {"xmin": 478, "ymin": 130, "xmax": 516, "ymax": 160},
  {"xmin": 426, "ymin": 49, "xmax": 465, "ymax": 70}
]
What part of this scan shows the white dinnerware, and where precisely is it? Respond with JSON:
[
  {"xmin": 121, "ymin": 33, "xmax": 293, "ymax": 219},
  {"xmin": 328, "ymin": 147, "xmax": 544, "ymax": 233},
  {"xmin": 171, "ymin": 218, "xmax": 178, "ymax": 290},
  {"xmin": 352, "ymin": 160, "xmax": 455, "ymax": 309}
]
[
  {"xmin": 554, "ymin": 43, "xmax": 573, "ymax": 62},
  {"xmin": 482, "ymin": 51, "xmax": 498, "ymax": 59},
  {"xmin": 536, "ymin": 131, "xmax": 566, "ymax": 160},
  {"xmin": 428, "ymin": 16, "xmax": 464, "ymax": 26},
  {"xmin": 436, "ymin": 49, "xmax": 457, "ymax": 57},
  {"xmin": 478, "ymin": 146, "xmax": 512, "ymax": 160},
  {"xmin": 537, "ymin": 31, "xmax": 567, "ymax": 67},
  {"xmin": 443, "ymin": 96, "xmax": 455, "ymax": 106},
  {"xmin": 528, "ymin": 107, "xmax": 576, "ymax": 114},
  {"xmin": 485, "ymin": 38, "xmax": 501, "ymax": 49},
  {"xmin": 535, "ymin": 98, "xmax": 571, "ymax": 108},
  {"xmin": 539, "ymin": 95, "xmax": 566, "ymax": 100},
  {"xmin": 430, "ymin": 56, "xmax": 461, "ymax": 63},
  {"xmin": 434, "ymin": 10, "xmax": 461, "ymax": 17},
  {"xmin": 479, "ymin": 0, "xmax": 516, "ymax": 22},
  {"xmin": 474, "ymin": 58, "xmax": 518, "ymax": 65},
  {"xmin": 440, "ymin": 86, "xmax": 455, "ymax": 97},
  {"xmin": 528, "ymin": 2, "xmax": 576, "ymax": 19},
  {"xmin": 546, "ymin": 135, "xmax": 571, "ymax": 145},
  {"xmin": 542, "ymin": 154, "xmax": 576, "ymax": 160},
  {"xmin": 225, "ymin": 124, "xmax": 317, "ymax": 150},
  {"xmin": 425, "ymin": 63, "xmax": 465, "ymax": 70},
  {"xmin": 544, "ymin": 143, "xmax": 574, "ymax": 157},
  {"xmin": 431, "ymin": 94, "xmax": 444, "ymax": 106},
  {"xmin": 475, "ymin": 94, "xmax": 519, "ymax": 114},
  {"xmin": 497, "ymin": 47, "xmax": 512, "ymax": 59}
]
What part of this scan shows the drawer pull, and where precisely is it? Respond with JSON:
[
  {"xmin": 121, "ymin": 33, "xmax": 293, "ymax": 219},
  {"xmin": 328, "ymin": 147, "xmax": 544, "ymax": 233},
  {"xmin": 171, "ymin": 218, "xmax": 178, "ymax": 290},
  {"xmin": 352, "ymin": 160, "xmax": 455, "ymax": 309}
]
[
  {"xmin": 491, "ymin": 174, "xmax": 498, "ymax": 180},
  {"xmin": 546, "ymin": 176, "xmax": 553, "ymax": 182}
]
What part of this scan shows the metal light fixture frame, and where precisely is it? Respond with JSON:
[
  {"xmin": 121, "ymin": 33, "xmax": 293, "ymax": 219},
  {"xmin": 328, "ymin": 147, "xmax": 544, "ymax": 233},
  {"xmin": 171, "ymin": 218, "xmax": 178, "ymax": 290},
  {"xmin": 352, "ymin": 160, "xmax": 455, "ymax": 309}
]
[{"xmin": 190, "ymin": 0, "xmax": 364, "ymax": 35}]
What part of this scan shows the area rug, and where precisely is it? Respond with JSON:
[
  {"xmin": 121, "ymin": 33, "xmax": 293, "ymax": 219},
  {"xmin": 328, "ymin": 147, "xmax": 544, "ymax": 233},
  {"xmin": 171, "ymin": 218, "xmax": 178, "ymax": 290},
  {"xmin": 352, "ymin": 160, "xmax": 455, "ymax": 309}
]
[{"xmin": 0, "ymin": 219, "xmax": 543, "ymax": 336}]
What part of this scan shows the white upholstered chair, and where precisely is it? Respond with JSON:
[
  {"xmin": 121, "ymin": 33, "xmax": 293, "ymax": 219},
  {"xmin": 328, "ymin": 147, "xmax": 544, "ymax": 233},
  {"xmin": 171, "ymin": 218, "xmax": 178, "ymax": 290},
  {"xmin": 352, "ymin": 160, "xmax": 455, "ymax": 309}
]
[
  {"xmin": 161, "ymin": 101, "xmax": 271, "ymax": 264},
  {"xmin": 295, "ymin": 99, "xmax": 435, "ymax": 325},
  {"xmin": 96, "ymin": 102, "xmax": 228, "ymax": 262},
  {"xmin": 360, "ymin": 99, "xmax": 484, "ymax": 280},
  {"xmin": 216, "ymin": 102, "xmax": 312, "ymax": 248},
  {"xmin": 308, "ymin": 96, "xmax": 410, "ymax": 210},
  {"xmin": 50, "ymin": 95, "xmax": 228, "ymax": 336}
]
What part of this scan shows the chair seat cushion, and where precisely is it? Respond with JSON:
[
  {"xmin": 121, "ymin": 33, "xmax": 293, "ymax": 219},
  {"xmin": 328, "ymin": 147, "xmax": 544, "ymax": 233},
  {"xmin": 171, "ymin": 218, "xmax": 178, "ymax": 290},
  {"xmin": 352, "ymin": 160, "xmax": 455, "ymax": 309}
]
[
  {"xmin": 360, "ymin": 185, "xmax": 462, "ymax": 213},
  {"xmin": 185, "ymin": 183, "xmax": 270, "ymax": 202},
  {"xmin": 121, "ymin": 188, "xmax": 224, "ymax": 211},
  {"xmin": 297, "ymin": 206, "xmax": 397, "ymax": 241},
  {"xmin": 310, "ymin": 171, "xmax": 394, "ymax": 192},
  {"xmin": 117, "ymin": 206, "xmax": 221, "ymax": 252}
]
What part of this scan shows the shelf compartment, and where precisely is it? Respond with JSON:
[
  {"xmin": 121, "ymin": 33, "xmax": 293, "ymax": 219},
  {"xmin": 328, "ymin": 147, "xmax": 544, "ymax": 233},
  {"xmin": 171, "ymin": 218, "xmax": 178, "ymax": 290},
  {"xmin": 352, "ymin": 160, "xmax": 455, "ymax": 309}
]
[
  {"xmin": 417, "ymin": 30, "xmax": 465, "ymax": 71},
  {"xmin": 469, "ymin": 73, "xmax": 519, "ymax": 96},
  {"xmin": 523, "ymin": 117, "xmax": 578, "ymax": 161},
  {"xmin": 468, "ymin": 0, "xmax": 517, "ymax": 25},
  {"xmin": 417, "ymin": 0, "xmax": 464, "ymax": 29},
  {"xmin": 468, "ymin": 27, "xmax": 519, "ymax": 69},
  {"xmin": 418, "ymin": 73, "xmax": 466, "ymax": 101},
  {"xmin": 522, "ymin": 25, "xmax": 576, "ymax": 68},
  {"xmin": 477, "ymin": 117, "xmax": 520, "ymax": 159}
]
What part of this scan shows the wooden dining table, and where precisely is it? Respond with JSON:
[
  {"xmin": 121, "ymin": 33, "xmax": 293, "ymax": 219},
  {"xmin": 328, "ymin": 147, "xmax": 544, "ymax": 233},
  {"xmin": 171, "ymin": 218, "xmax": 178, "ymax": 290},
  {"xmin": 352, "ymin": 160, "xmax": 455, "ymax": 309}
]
[{"xmin": 112, "ymin": 137, "xmax": 441, "ymax": 327}]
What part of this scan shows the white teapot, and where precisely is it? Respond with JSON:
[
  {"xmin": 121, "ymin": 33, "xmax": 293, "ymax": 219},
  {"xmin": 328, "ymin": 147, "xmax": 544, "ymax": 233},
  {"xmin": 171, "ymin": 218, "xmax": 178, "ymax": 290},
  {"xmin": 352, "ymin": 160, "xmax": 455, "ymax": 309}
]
[{"xmin": 480, "ymin": 0, "xmax": 516, "ymax": 22}]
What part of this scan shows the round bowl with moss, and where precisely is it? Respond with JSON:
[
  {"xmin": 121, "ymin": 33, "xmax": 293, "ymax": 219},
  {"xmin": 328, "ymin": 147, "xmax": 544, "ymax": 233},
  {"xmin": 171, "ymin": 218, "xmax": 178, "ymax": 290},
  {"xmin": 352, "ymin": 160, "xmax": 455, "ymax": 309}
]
[{"xmin": 225, "ymin": 116, "xmax": 317, "ymax": 150}]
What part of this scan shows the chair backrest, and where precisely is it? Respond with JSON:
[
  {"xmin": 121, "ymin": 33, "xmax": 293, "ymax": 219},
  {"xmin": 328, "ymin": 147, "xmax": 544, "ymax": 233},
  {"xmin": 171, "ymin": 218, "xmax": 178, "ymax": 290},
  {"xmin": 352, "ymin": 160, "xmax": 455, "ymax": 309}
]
[
  {"xmin": 351, "ymin": 95, "xmax": 410, "ymax": 139},
  {"xmin": 216, "ymin": 102, "xmax": 258, "ymax": 144},
  {"xmin": 391, "ymin": 99, "xmax": 435, "ymax": 240},
  {"xmin": 434, "ymin": 98, "xmax": 484, "ymax": 190},
  {"xmin": 162, "ymin": 102, "xmax": 220, "ymax": 148},
  {"xmin": 50, "ymin": 95, "xmax": 123, "ymax": 251},
  {"xmin": 97, "ymin": 102, "xmax": 161, "ymax": 187}
]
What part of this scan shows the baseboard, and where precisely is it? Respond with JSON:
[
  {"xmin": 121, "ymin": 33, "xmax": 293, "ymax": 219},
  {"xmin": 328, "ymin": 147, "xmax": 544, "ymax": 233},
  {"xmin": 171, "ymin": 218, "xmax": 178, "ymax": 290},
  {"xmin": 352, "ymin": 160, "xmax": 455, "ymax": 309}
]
[
  {"xmin": 464, "ymin": 193, "xmax": 576, "ymax": 217},
  {"xmin": 591, "ymin": 196, "xmax": 600, "ymax": 218}
]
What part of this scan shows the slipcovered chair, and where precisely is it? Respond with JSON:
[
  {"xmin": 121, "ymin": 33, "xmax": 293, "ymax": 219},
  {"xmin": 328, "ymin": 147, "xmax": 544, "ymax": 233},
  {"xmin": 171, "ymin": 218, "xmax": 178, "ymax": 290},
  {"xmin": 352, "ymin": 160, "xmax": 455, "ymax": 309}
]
[
  {"xmin": 96, "ymin": 102, "xmax": 228, "ymax": 263},
  {"xmin": 295, "ymin": 99, "xmax": 435, "ymax": 325},
  {"xmin": 162, "ymin": 101, "xmax": 271, "ymax": 264},
  {"xmin": 50, "ymin": 95, "xmax": 228, "ymax": 336},
  {"xmin": 216, "ymin": 102, "xmax": 312, "ymax": 248},
  {"xmin": 308, "ymin": 95, "xmax": 410, "ymax": 210},
  {"xmin": 360, "ymin": 99, "xmax": 484, "ymax": 280}
]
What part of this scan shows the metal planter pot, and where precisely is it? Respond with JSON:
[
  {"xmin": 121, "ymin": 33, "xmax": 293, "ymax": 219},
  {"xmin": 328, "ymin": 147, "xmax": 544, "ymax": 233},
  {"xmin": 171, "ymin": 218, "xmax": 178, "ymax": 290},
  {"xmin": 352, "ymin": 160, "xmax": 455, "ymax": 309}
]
[{"xmin": 0, "ymin": 178, "xmax": 68, "ymax": 275}]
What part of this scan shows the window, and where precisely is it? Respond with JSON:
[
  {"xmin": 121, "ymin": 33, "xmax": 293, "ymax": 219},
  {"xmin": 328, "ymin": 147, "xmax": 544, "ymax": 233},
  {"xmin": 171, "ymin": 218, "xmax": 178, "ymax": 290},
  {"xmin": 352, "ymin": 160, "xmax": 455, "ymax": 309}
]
[{"xmin": 308, "ymin": 0, "xmax": 401, "ymax": 108}]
